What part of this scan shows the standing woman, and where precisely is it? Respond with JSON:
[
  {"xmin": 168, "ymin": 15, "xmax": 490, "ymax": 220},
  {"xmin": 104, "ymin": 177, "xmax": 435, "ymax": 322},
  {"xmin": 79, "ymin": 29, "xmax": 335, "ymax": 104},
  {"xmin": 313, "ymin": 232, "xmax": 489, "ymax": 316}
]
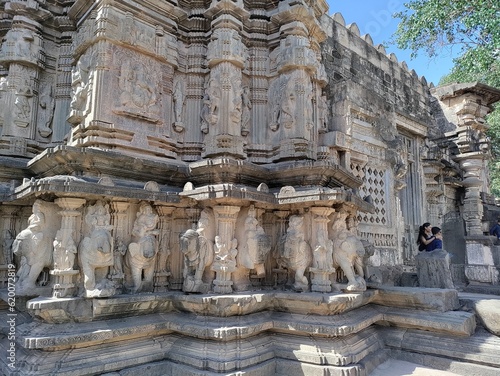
[{"xmin": 417, "ymin": 222, "xmax": 435, "ymax": 251}]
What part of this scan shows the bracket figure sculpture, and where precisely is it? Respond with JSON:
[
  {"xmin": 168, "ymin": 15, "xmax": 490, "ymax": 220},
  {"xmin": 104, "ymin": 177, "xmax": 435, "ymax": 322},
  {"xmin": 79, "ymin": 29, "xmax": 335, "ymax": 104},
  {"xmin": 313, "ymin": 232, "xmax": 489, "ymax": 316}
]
[
  {"xmin": 239, "ymin": 207, "xmax": 271, "ymax": 278},
  {"xmin": 180, "ymin": 210, "xmax": 214, "ymax": 293},
  {"xmin": 79, "ymin": 201, "xmax": 115, "ymax": 298},
  {"xmin": 331, "ymin": 212, "xmax": 366, "ymax": 292},
  {"xmin": 310, "ymin": 231, "xmax": 335, "ymax": 293},
  {"xmin": 277, "ymin": 215, "xmax": 311, "ymax": 291},
  {"xmin": 211, "ymin": 236, "xmax": 237, "ymax": 293},
  {"xmin": 124, "ymin": 202, "xmax": 159, "ymax": 293},
  {"xmin": 12, "ymin": 200, "xmax": 52, "ymax": 294},
  {"xmin": 51, "ymin": 230, "xmax": 78, "ymax": 298}
]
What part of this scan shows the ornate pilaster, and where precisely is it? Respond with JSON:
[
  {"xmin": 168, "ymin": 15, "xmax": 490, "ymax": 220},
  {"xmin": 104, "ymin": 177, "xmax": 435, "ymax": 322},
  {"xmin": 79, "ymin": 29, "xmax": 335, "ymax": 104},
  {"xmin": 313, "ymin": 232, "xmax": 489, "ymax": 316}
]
[
  {"xmin": 154, "ymin": 205, "xmax": 175, "ymax": 292},
  {"xmin": 51, "ymin": 198, "xmax": 86, "ymax": 298},
  {"xmin": 0, "ymin": 206, "xmax": 18, "ymax": 288},
  {"xmin": 309, "ymin": 207, "xmax": 335, "ymax": 292},
  {"xmin": 202, "ymin": 10, "xmax": 248, "ymax": 159},
  {"xmin": 0, "ymin": 14, "xmax": 45, "ymax": 157},
  {"xmin": 211, "ymin": 205, "xmax": 241, "ymax": 293},
  {"xmin": 109, "ymin": 201, "xmax": 130, "ymax": 286}
]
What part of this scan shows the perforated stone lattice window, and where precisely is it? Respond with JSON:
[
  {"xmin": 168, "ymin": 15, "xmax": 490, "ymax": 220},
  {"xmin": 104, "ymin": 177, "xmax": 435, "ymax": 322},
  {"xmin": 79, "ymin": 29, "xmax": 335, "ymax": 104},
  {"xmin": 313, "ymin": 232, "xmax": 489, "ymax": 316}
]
[{"xmin": 352, "ymin": 164, "xmax": 388, "ymax": 225}]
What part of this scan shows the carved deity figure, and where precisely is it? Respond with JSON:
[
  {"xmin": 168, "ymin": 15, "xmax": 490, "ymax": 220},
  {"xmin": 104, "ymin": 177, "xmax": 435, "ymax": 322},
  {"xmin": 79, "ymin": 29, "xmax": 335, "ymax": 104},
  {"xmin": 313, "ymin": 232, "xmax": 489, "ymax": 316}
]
[
  {"xmin": 331, "ymin": 211, "xmax": 366, "ymax": 292},
  {"xmin": 277, "ymin": 215, "xmax": 311, "ymax": 291},
  {"xmin": 180, "ymin": 210, "xmax": 214, "ymax": 292},
  {"xmin": 111, "ymin": 239, "xmax": 127, "ymax": 278},
  {"xmin": 172, "ymin": 78, "xmax": 185, "ymax": 125},
  {"xmin": 239, "ymin": 207, "xmax": 271, "ymax": 278},
  {"xmin": 53, "ymin": 230, "xmax": 77, "ymax": 271},
  {"xmin": 70, "ymin": 56, "xmax": 91, "ymax": 112},
  {"xmin": 200, "ymin": 80, "xmax": 221, "ymax": 134},
  {"xmin": 14, "ymin": 81, "xmax": 33, "ymax": 122},
  {"xmin": 2, "ymin": 229, "xmax": 14, "ymax": 265},
  {"xmin": 124, "ymin": 202, "xmax": 160, "ymax": 293},
  {"xmin": 377, "ymin": 118, "xmax": 408, "ymax": 190},
  {"xmin": 241, "ymin": 86, "xmax": 252, "ymax": 136},
  {"xmin": 318, "ymin": 94, "xmax": 328, "ymax": 133},
  {"xmin": 79, "ymin": 201, "xmax": 115, "ymax": 297},
  {"xmin": 119, "ymin": 60, "xmax": 158, "ymax": 111},
  {"xmin": 312, "ymin": 231, "xmax": 334, "ymax": 271},
  {"xmin": 212, "ymin": 236, "xmax": 237, "ymax": 270},
  {"xmin": 38, "ymin": 83, "xmax": 55, "ymax": 137},
  {"xmin": 12, "ymin": 200, "xmax": 52, "ymax": 292}
]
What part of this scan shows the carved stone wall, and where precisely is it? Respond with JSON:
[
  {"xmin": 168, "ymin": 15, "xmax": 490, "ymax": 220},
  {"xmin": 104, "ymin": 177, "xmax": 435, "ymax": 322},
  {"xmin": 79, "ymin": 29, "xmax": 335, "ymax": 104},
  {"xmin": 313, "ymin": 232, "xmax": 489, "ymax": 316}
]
[{"xmin": 0, "ymin": 1, "xmax": 499, "ymax": 375}]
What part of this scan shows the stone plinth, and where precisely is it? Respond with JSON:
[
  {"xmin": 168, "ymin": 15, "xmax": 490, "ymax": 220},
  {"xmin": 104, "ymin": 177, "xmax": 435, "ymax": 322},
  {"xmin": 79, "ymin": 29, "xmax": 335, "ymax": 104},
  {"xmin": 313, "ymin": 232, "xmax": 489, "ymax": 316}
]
[{"xmin": 415, "ymin": 249, "xmax": 455, "ymax": 289}]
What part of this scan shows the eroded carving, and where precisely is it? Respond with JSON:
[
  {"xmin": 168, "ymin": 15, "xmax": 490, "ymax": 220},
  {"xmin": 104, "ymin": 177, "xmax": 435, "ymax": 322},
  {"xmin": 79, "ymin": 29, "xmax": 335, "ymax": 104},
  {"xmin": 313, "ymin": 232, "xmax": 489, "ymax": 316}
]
[
  {"xmin": 12, "ymin": 200, "xmax": 52, "ymax": 293},
  {"xmin": 180, "ymin": 209, "xmax": 214, "ymax": 293},
  {"xmin": 239, "ymin": 206, "xmax": 271, "ymax": 278},
  {"xmin": 124, "ymin": 202, "xmax": 160, "ymax": 293},
  {"xmin": 277, "ymin": 215, "xmax": 311, "ymax": 291},
  {"xmin": 331, "ymin": 211, "xmax": 366, "ymax": 292},
  {"xmin": 79, "ymin": 201, "xmax": 115, "ymax": 297}
]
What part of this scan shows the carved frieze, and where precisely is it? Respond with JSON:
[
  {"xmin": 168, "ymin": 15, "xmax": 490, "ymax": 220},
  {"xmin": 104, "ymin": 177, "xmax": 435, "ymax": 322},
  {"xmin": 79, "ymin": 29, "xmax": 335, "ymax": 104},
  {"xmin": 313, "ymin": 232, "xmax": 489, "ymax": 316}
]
[
  {"xmin": 113, "ymin": 49, "xmax": 162, "ymax": 123},
  {"xmin": 206, "ymin": 28, "xmax": 247, "ymax": 68}
]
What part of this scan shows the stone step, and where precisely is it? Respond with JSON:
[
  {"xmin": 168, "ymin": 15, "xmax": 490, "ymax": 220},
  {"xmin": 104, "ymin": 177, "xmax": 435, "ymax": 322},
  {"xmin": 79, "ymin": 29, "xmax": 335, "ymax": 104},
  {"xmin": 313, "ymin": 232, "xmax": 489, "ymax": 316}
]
[
  {"xmin": 3, "ymin": 304, "xmax": 474, "ymax": 352},
  {"xmin": 15, "ymin": 286, "xmax": 461, "ymax": 324},
  {"xmin": 382, "ymin": 326, "xmax": 500, "ymax": 376}
]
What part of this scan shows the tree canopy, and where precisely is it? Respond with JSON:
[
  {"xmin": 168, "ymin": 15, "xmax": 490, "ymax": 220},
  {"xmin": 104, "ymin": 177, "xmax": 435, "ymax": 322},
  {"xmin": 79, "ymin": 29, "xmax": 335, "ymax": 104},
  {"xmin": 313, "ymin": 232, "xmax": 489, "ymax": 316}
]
[{"xmin": 393, "ymin": 0, "xmax": 500, "ymax": 196}]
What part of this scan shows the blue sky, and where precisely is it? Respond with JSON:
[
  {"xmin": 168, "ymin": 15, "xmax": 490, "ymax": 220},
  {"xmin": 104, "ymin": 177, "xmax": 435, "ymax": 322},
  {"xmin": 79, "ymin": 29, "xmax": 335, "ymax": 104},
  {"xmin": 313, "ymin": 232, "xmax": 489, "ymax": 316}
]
[{"xmin": 327, "ymin": 0, "xmax": 458, "ymax": 85}]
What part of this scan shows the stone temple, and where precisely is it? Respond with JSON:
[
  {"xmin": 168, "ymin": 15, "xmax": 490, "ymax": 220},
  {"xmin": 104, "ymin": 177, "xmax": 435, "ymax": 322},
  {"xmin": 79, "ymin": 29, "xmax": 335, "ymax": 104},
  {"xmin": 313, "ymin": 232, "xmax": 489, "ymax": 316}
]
[{"xmin": 0, "ymin": 1, "xmax": 500, "ymax": 375}]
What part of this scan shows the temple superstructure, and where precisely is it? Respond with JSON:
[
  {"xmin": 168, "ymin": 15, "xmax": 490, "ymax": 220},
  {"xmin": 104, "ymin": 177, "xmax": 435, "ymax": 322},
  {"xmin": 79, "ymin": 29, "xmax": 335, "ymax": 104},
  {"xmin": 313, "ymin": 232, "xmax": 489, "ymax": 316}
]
[{"xmin": 0, "ymin": 1, "xmax": 499, "ymax": 375}]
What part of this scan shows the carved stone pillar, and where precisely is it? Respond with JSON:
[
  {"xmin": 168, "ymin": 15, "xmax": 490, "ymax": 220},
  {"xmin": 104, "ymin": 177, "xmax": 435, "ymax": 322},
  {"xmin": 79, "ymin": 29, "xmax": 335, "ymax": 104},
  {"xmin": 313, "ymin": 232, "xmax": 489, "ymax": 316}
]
[
  {"xmin": 109, "ymin": 201, "xmax": 130, "ymax": 287},
  {"xmin": 458, "ymin": 156, "xmax": 485, "ymax": 236},
  {"xmin": 202, "ymin": 20, "xmax": 247, "ymax": 159},
  {"xmin": 309, "ymin": 207, "xmax": 335, "ymax": 293},
  {"xmin": 212, "ymin": 205, "xmax": 241, "ymax": 293},
  {"xmin": 0, "ymin": 206, "xmax": 18, "ymax": 288},
  {"xmin": 272, "ymin": 210, "xmax": 290, "ymax": 288},
  {"xmin": 0, "ymin": 15, "xmax": 44, "ymax": 157},
  {"xmin": 51, "ymin": 198, "xmax": 86, "ymax": 298},
  {"xmin": 154, "ymin": 205, "xmax": 175, "ymax": 292}
]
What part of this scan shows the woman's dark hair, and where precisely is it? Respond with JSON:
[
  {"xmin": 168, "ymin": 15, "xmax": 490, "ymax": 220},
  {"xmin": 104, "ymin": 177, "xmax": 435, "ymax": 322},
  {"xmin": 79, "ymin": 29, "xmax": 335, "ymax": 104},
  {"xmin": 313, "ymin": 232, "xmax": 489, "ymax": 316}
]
[{"xmin": 417, "ymin": 222, "xmax": 431, "ymax": 245}]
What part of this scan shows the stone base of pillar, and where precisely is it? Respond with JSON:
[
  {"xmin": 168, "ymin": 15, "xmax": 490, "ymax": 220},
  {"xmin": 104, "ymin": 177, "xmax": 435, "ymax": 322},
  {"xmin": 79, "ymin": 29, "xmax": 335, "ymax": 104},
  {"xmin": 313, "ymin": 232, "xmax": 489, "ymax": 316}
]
[
  {"xmin": 309, "ymin": 267, "xmax": 334, "ymax": 293},
  {"xmin": 154, "ymin": 271, "xmax": 171, "ymax": 292},
  {"xmin": 50, "ymin": 269, "xmax": 79, "ymax": 298}
]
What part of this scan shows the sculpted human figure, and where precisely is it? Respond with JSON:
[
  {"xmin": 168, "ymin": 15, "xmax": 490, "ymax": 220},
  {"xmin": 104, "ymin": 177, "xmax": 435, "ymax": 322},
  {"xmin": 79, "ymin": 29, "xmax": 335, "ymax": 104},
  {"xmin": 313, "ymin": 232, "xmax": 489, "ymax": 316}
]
[
  {"xmin": 180, "ymin": 210, "xmax": 214, "ymax": 292},
  {"xmin": 318, "ymin": 94, "xmax": 328, "ymax": 133},
  {"xmin": 239, "ymin": 207, "xmax": 271, "ymax": 278},
  {"xmin": 124, "ymin": 202, "xmax": 159, "ymax": 293},
  {"xmin": 200, "ymin": 80, "xmax": 221, "ymax": 134},
  {"xmin": 53, "ymin": 230, "xmax": 77, "ymax": 271},
  {"xmin": 277, "ymin": 215, "xmax": 311, "ymax": 291},
  {"xmin": 312, "ymin": 231, "xmax": 333, "ymax": 271},
  {"xmin": 38, "ymin": 84, "xmax": 55, "ymax": 137},
  {"xmin": 70, "ymin": 56, "xmax": 91, "ymax": 112},
  {"xmin": 111, "ymin": 239, "xmax": 127, "ymax": 278},
  {"xmin": 14, "ymin": 81, "xmax": 33, "ymax": 122},
  {"xmin": 241, "ymin": 86, "xmax": 252, "ymax": 136},
  {"xmin": 331, "ymin": 211, "xmax": 366, "ymax": 291},
  {"xmin": 172, "ymin": 78, "xmax": 185, "ymax": 130},
  {"xmin": 12, "ymin": 200, "xmax": 52, "ymax": 292},
  {"xmin": 79, "ymin": 201, "xmax": 114, "ymax": 297}
]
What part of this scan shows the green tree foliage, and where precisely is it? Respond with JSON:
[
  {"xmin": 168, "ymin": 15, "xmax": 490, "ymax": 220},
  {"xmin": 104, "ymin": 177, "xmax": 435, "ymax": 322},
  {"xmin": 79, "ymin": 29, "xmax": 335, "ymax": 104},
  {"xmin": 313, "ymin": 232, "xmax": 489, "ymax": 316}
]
[{"xmin": 394, "ymin": 0, "xmax": 500, "ymax": 196}]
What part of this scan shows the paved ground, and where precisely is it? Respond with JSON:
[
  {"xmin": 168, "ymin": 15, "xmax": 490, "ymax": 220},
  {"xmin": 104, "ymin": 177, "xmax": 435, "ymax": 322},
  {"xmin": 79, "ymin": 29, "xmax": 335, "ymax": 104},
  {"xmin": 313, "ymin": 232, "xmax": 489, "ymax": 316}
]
[{"xmin": 370, "ymin": 359, "xmax": 460, "ymax": 376}]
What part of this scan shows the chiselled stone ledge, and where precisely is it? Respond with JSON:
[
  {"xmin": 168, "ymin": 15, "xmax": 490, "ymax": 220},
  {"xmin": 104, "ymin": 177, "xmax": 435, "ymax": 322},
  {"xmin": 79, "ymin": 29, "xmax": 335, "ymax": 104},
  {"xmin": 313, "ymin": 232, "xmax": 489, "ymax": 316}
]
[
  {"xmin": 382, "ymin": 326, "xmax": 500, "ymax": 373},
  {"xmin": 25, "ymin": 290, "xmax": 377, "ymax": 323},
  {"xmin": 20, "ymin": 286, "xmax": 464, "ymax": 324},
  {"xmin": 9, "ymin": 304, "xmax": 475, "ymax": 351},
  {"xmin": 369, "ymin": 285, "xmax": 460, "ymax": 312}
]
